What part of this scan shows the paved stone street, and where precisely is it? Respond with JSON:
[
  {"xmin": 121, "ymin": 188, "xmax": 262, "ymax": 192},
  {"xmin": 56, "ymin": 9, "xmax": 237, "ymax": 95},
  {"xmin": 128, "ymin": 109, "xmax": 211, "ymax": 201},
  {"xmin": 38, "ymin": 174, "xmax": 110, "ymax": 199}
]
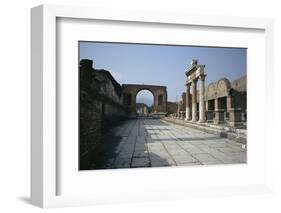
[{"xmin": 92, "ymin": 118, "xmax": 246, "ymax": 169}]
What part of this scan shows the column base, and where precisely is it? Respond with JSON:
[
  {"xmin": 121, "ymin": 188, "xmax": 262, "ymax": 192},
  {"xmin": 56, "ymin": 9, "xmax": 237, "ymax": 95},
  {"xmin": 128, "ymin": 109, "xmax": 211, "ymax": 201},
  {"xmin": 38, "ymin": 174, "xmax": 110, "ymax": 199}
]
[{"xmin": 185, "ymin": 107, "xmax": 191, "ymax": 121}]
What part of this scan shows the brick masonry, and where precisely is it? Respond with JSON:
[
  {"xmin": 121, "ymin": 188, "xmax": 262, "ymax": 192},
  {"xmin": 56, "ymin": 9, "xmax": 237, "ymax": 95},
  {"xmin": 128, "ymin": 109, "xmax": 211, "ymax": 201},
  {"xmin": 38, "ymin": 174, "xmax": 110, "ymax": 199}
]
[{"xmin": 79, "ymin": 59, "xmax": 128, "ymax": 170}]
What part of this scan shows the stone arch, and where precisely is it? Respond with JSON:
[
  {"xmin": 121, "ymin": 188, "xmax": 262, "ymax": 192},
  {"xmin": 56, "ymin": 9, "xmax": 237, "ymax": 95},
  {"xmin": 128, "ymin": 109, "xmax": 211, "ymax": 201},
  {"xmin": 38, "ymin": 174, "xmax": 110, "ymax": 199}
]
[
  {"xmin": 158, "ymin": 94, "xmax": 163, "ymax": 106},
  {"xmin": 215, "ymin": 78, "xmax": 231, "ymax": 98},
  {"xmin": 206, "ymin": 78, "xmax": 231, "ymax": 100},
  {"xmin": 135, "ymin": 87, "xmax": 155, "ymax": 98},
  {"xmin": 122, "ymin": 84, "xmax": 167, "ymax": 115},
  {"xmin": 135, "ymin": 88, "xmax": 155, "ymax": 113},
  {"xmin": 206, "ymin": 82, "xmax": 216, "ymax": 100}
]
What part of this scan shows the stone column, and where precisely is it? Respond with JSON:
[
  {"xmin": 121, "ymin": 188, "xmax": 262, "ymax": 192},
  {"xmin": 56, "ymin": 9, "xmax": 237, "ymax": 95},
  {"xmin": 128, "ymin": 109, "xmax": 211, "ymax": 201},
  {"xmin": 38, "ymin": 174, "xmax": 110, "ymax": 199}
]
[
  {"xmin": 185, "ymin": 84, "xmax": 191, "ymax": 120},
  {"xmin": 199, "ymin": 75, "xmax": 206, "ymax": 123},
  {"xmin": 227, "ymin": 95, "xmax": 232, "ymax": 112},
  {"xmin": 225, "ymin": 95, "xmax": 232, "ymax": 121},
  {"xmin": 214, "ymin": 98, "xmax": 218, "ymax": 111},
  {"xmin": 214, "ymin": 99, "xmax": 219, "ymax": 124},
  {"xmin": 191, "ymin": 79, "xmax": 197, "ymax": 122}
]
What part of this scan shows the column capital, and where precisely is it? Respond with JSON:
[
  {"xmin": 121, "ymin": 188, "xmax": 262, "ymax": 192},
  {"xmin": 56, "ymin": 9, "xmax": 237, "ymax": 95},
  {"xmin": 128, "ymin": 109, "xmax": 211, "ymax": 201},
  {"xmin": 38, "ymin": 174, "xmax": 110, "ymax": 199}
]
[
  {"xmin": 191, "ymin": 78, "xmax": 198, "ymax": 84},
  {"xmin": 199, "ymin": 74, "xmax": 206, "ymax": 81},
  {"xmin": 185, "ymin": 82, "xmax": 191, "ymax": 88}
]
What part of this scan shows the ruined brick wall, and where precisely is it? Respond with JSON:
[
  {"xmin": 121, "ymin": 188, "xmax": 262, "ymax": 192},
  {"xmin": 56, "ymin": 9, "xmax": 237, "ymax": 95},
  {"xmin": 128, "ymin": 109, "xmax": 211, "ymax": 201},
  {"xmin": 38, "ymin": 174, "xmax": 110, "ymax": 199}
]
[
  {"xmin": 79, "ymin": 90, "xmax": 102, "ymax": 162},
  {"xmin": 79, "ymin": 59, "xmax": 128, "ymax": 169}
]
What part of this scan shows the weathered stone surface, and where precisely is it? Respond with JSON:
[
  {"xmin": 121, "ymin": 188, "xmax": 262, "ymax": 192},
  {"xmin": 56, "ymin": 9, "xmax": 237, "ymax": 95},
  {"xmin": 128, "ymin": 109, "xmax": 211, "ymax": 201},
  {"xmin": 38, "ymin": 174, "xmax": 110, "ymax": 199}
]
[
  {"xmin": 87, "ymin": 118, "xmax": 246, "ymax": 169},
  {"xmin": 214, "ymin": 109, "xmax": 225, "ymax": 124},
  {"xmin": 131, "ymin": 157, "xmax": 150, "ymax": 167},
  {"xmin": 79, "ymin": 59, "xmax": 128, "ymax": 170},
  {"xmin": 122, "ymin": 84, "xmax": 168, "ymax": 116},
  {"xmin": 177, "ymin": 59, "xmax": 247, "ymax": 127},
  {"xmin": 79, "ymin": 58, "xmax": 247, "ymax": 170},
  {"xmin": 163, "ymin": 117, "xmax": 246, "ymax": 144}
]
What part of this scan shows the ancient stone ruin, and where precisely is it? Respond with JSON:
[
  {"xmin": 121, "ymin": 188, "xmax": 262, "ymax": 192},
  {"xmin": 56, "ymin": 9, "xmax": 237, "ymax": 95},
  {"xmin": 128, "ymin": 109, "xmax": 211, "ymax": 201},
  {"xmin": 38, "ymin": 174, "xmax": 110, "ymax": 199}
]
[
  {"xmin": 122, "ymin": 84, "xmax": 167, "ymax": 117},
  {"xmin": 175, "ymin": 59, "xmax": 247, "ymax": 127},
  {"xmin": 79, "ymin": 58, "xmax": 247, "ymax": 169},
  {"xmin": 79, "ymin": 59, "xmax": 127, "ymax": 169}
]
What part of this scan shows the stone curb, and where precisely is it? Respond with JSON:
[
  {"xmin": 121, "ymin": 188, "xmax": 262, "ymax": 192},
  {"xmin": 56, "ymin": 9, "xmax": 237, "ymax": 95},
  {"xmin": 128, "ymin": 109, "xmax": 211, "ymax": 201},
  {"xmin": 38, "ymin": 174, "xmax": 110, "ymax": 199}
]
[{"xmin": 162, "ymin": 117, "xmax": 247, "ymax": 144}]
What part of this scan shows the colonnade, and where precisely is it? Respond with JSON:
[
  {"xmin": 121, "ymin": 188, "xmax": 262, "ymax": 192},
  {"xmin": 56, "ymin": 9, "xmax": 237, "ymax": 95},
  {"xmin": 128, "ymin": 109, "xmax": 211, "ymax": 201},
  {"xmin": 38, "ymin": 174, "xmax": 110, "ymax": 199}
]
[{"xmin": 185, "ymin": 60, "xmax": 206, "ymax": 123}]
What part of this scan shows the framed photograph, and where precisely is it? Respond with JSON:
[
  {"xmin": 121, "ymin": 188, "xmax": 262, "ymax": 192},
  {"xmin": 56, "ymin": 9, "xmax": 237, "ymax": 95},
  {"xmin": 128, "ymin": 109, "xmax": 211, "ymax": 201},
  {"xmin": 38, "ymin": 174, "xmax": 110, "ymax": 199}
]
[{"xmin": 31, "ymin": 4, "xmax": 274, "ymax": 208}]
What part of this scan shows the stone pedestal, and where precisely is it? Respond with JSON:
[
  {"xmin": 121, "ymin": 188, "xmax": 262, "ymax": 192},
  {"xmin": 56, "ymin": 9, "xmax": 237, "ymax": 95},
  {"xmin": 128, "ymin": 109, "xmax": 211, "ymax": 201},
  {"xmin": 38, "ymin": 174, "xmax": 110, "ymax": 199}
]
[
  {"xmin": 228, "ymin": 108, "xmax": 241, "ymax": 127},
  {"xmin": 214, "ymin": 109, "xmax": 224, "ymax": 124},
  {"xmin": 227, "ymin": 95, "xmax": 232, "ymax": 111},
  {"xmin": 182, "ymin": 111, "xmax": 186, "ymax": 120},
  {"xmin": 206, "ymin": 110, "xmax": 214, "ymax": 121}
]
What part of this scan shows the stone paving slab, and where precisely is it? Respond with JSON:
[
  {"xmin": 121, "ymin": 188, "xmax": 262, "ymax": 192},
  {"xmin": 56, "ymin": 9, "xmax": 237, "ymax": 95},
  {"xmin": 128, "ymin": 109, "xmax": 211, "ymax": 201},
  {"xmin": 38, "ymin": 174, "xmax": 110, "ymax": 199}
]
[
  {"xmin": 149, "ymin": 156, "xmax": 176, "ymax": 166},
  {"xmin": 150, "ymin": 159, "xmax": 170, "ymax": 167},
  {"xmin": 173, "ymin": 156, "xmax": 199, "ymax": 164},
  {"xmin": 183, "ymin": 146, "xmax": 205, "ymax": 154},
  {"xmin": 131, "ymin": 157, "xmax": 150, "ymax": 167},
  {"xmin": 113, "ymin": 157, "xmax": 131, "ymax": 168},
  {"xmin": 133, "ymin": 150, "xmax": 149, "ymax": 158},
  {"xmin": 92, "ymin": 118, "xmax": 246, "ymax": 169},
  {"xmin": 192, "ymin": 153, "xmax": 222, "ymax": 165},
  {"xmin": 218, "ymin": 147, "xmax": 244, "ymax": 153},
  {"xmin": 177, "ymin": 161, "xmax": 202, "ymax": 166}
]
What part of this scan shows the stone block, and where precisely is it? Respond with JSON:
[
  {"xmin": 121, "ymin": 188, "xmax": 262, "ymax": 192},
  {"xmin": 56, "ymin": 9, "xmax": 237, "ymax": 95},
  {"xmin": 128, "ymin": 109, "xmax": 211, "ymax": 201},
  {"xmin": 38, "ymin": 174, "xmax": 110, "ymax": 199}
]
[
  {"xmin": 131, "ymin": 157, "xmax": 150, "ymax": 167},
  {"xmin": 206, "ymin": 110, "xmax": 215, "ymax": 121},
  {"xmin": 213, "ymin": 109, "xmax": 225, "ymax": 124},
  {"xmin": 228, "ymin": 108, "xmax": 242, "ymax": 127}
]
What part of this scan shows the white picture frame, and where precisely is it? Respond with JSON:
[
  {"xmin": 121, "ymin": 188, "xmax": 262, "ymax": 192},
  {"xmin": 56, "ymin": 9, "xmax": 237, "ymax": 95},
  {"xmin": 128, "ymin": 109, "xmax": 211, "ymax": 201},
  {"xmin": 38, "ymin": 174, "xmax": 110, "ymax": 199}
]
[{"xmin": 31, "ymin": 4, "xmax": 274, "ymax": 208}]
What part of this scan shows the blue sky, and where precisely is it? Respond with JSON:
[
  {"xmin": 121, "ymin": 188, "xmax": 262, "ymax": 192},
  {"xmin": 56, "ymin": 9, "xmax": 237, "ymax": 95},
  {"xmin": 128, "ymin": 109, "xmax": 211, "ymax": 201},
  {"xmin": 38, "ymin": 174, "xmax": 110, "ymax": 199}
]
[{"xmin": 79, "ymin": 42, "xmax": 246, "ymax": 105}]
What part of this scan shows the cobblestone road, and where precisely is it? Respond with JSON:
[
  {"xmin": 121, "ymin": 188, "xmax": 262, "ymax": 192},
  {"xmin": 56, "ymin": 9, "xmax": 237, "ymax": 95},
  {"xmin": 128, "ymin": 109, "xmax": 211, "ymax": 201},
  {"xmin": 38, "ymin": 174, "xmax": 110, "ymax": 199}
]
[{"xmin": 92, "ymin": 118, "xmax": 246, "ymax": 169}]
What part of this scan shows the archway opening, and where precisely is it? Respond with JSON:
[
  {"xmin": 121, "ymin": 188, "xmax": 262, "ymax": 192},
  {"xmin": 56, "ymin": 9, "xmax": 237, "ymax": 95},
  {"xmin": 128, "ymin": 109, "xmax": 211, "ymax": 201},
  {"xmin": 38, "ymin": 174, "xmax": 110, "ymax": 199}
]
[{"xmin": 136, "ymin": 89, "xmax": 154, "ymax": 116}]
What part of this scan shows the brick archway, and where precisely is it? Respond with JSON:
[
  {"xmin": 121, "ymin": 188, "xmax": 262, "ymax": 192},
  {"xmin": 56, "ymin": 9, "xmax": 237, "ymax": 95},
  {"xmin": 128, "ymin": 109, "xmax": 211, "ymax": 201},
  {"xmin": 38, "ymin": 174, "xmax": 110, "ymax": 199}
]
[{"xmin": 122, "ymin": 84, "xmax": 167, "ymax": 116}]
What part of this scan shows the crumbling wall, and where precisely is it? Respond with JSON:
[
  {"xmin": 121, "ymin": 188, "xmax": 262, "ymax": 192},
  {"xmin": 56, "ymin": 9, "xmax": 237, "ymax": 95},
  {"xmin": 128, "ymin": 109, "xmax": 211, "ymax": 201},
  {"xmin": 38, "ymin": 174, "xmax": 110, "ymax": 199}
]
[{"xmin": 79, "ymin": 59, "xmax": 128, "ymax": 170}]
